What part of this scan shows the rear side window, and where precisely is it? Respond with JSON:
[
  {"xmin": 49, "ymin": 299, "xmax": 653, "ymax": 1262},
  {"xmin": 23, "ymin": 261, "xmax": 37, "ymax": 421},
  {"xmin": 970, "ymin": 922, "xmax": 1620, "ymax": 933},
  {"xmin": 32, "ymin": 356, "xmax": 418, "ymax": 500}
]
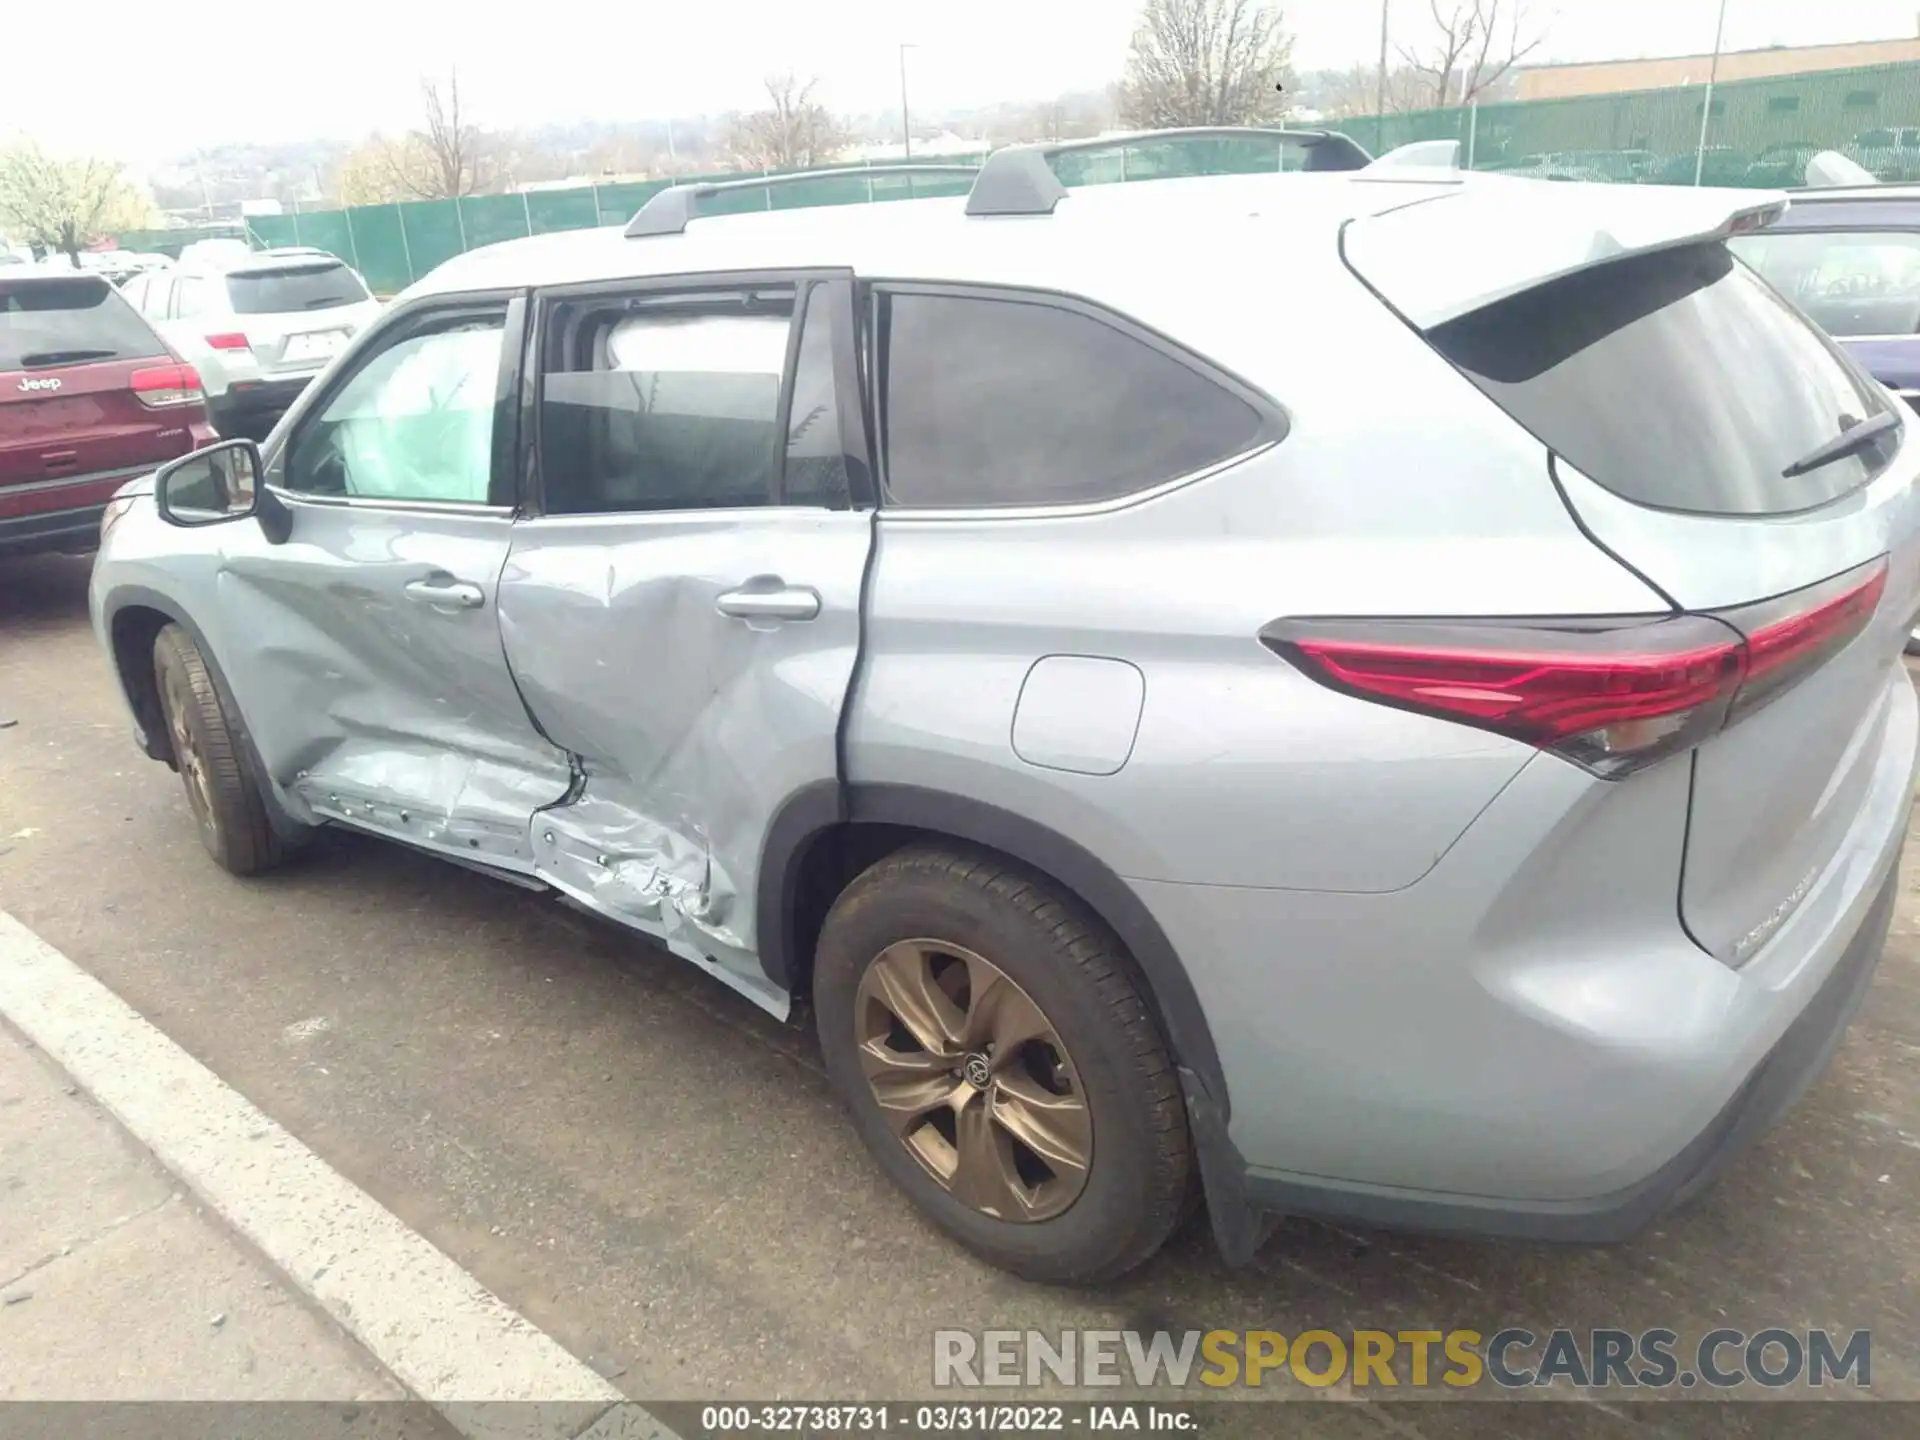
[
  {"xmin": 173, "ymin": 275, "xmax": 217, "ymax": 318},
  {"xmin": 874, "ymin": 289, "xmax": 1272, "ymax": 508},
  {"xmin": 537, "ymin": 279, "xmax": 855, "ymax": 515},
  {"xmin": 0, "ymin": 276, "xmax": 165, "ymax": 370},
  {"xmin": 1429, "ymin": 243, "xmax": 1896, "ymax": 516},
  {"xmin": 226, "ymin": 263, "xmax": 368, "ymax": 315}
]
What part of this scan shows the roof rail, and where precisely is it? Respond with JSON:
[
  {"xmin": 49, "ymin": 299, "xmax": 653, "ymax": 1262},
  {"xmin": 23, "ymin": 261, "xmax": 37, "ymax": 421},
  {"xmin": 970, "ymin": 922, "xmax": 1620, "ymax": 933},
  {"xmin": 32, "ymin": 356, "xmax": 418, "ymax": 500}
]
[
  {"xmin": 963, "ymin": 126, "xmax": 1374, "ymax": 217},
  {"xmin": 625, "ymin": 164, "xmax": 980, "ymax": 238}
]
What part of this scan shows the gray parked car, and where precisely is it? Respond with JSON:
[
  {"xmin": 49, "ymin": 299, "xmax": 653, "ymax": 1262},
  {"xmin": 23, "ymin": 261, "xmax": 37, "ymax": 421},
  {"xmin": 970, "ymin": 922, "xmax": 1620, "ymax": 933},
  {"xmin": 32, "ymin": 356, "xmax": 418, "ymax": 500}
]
[{"xmin": 89, "ymin": 143, "xmax": 1920, "ymax": 1283}]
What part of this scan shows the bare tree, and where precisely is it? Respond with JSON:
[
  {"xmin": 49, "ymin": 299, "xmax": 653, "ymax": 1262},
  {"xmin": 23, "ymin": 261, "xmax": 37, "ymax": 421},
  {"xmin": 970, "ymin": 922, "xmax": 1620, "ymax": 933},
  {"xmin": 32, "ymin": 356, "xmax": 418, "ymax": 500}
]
[
  {"xmin": 378, "ymin": 70, "xmax": 486, "ymax": 199},
  {"xmin": 1118, "ymin": 0, "xmax": 1293, "ymax": 130},
  {"xmin": 726, "ymin": 74, "xmax": 851, "ymax": 171},
  {"xmin": 0, "ymin": 144, "xmax": 152, "ymax": 264},
  {"xmin": 1315, "ymin": 61, "xmax": 1427, "ymax": 118},
  {"xmin": 1397, "ymin": 0, "xmax": 1548, "ymax": 110}
]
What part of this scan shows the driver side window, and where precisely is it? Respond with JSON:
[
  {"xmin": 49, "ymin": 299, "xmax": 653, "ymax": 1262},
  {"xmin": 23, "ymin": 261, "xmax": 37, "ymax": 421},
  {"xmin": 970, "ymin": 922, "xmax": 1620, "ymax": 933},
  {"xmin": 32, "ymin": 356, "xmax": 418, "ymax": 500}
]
[{"xmin": 285, "ymin": 310, "xmax": 505, "ymax": 504}]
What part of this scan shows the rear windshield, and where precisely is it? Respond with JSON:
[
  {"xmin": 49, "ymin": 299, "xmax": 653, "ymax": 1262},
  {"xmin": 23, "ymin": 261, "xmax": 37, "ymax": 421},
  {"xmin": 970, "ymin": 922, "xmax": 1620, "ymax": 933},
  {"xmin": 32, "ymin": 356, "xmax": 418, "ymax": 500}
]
[
  {"xmin": 1428, "ymin": 242, "xmax": 1897, "ymax": 516},
  {"xmin": 0, "ymin": 275, "xmax": 165, "ymax": 371},
  {"xmin": 225, "ymin": 263, "xmax": 367, "ymax": 315}
]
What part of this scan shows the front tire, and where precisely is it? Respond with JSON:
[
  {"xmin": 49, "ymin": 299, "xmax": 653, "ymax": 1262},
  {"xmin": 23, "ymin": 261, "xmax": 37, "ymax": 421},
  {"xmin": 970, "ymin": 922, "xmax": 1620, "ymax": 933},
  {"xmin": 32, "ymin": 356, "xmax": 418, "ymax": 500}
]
[
  {"xmin": 153, "ymin": 624, "xmax": 302, "ymax": 875},
  {"xmin": 814, "ymin": 844, "xmax": 1191, "ymax": 1284}
]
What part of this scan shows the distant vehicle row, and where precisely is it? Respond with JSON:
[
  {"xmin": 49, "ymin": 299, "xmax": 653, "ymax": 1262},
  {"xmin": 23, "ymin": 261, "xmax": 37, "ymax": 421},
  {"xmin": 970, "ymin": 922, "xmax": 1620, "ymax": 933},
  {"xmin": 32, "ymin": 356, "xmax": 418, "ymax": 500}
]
[{"xmin": 1480, "ymin": 134, "xmax": 1920, "ymax": 187}]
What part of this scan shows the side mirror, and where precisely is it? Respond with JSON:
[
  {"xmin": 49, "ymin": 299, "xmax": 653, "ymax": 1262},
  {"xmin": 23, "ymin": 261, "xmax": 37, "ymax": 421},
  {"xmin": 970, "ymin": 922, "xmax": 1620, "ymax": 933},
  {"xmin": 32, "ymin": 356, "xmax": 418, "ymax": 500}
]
[{"xmin": 155, "ymin": 439, "xmax": 262, "ymax": 527}]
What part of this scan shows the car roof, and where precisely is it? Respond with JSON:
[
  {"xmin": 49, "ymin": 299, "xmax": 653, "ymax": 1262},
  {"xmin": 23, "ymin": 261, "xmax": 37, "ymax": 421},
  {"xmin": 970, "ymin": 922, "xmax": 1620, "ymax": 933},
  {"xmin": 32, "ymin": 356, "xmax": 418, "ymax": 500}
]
[
  {"xmin": 405, "ymin": 171, "xmax": 1467, "ymax": 303},
  {"xmin": 407, "ymin": 170, "xmax": 1794, "ymax": 330},
  {"xmin": 178, "ymin": 247, "xmax": 353, "ymax": 277},
  {"xmin": 0, "ymin": 267, "xmax": 115, "ymax": 287}
]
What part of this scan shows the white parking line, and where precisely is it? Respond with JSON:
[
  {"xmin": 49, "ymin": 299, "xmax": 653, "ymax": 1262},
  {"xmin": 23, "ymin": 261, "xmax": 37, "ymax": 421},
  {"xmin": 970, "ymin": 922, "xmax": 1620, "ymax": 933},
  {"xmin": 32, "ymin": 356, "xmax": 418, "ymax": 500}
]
[{"xmin": 0, "ymin": 910, "xmax": 677, "ymax": 1440}]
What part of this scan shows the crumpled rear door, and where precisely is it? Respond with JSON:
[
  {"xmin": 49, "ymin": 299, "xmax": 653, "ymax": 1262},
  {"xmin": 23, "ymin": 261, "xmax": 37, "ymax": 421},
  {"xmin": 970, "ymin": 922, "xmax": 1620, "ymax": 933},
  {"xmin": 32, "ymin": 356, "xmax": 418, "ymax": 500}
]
[{"xmin": 499, "ymin": 273, "xmax": 871, "ymax": 1013}]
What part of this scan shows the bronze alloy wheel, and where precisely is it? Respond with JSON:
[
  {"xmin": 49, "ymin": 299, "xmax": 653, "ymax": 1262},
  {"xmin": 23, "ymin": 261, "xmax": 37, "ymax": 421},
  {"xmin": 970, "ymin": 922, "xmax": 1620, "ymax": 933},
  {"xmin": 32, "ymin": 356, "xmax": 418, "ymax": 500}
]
[
  {"xmin": 159, "ymin": 652, "xmax": 216, "ymax": 831},
  {"xmin": 854, "ymin": 938, "xmax": 1092, "ymax": 1222}
]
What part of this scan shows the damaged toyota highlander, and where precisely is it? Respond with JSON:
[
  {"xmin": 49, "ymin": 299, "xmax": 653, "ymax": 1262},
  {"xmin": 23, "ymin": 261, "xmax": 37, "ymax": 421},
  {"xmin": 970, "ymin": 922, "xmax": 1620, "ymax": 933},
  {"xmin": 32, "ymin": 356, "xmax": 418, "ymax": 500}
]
[{"xmin": 89, "ymin": 135, "xmax": 1920, "ymax": 1284}]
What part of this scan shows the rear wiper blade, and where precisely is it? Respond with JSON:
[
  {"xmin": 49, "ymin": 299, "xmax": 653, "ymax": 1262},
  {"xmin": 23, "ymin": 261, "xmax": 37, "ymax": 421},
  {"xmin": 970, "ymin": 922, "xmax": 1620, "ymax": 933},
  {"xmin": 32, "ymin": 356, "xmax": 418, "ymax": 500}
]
[
  {"xmin": 1782, "ymin": 408, "xmax": 1903, "ymax": 479},
  {"xmin": 18, "ymin": 348, "xmax": 116, "ymax": 367}
]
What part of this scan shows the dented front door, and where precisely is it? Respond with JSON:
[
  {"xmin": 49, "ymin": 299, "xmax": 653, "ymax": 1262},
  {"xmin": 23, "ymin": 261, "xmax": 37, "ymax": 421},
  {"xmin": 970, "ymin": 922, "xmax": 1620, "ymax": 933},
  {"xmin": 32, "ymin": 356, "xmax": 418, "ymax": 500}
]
[
  {"xmin": 221, "ymin": 294, "xmax": 574, "ymax": 866},
  {"xmin": 497, "ymin": 273, "xmax": 870, "ymax": 1012}
]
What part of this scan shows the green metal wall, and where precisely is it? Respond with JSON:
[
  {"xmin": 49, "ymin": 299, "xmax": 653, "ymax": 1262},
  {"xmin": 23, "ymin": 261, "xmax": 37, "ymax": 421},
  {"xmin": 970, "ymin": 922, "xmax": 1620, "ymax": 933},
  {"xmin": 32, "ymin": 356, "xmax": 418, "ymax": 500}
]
[{"xmin": 114, "ymin": 59, "xmax": 1920, "ymax": 293}]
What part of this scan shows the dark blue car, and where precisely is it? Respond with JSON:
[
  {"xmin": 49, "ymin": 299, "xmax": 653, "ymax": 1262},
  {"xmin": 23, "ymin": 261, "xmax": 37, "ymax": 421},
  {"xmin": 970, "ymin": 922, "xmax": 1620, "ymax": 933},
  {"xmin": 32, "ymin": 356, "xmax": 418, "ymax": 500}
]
[
  {"xmin": 1730, "ymin": 184, "xmax": 1920, "ymax": 402},
  {"xmin": 1731, "ymin": 184, "xmax": 1920, "ymax": 651}
]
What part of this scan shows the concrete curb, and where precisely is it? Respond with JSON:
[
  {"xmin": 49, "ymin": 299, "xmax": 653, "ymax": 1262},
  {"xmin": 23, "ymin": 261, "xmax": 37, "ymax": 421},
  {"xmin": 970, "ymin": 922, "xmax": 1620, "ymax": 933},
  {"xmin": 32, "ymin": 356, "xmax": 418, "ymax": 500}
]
[{"xmin": 0, "ymin": 910, "xmax": 677, "ymax": 1440}]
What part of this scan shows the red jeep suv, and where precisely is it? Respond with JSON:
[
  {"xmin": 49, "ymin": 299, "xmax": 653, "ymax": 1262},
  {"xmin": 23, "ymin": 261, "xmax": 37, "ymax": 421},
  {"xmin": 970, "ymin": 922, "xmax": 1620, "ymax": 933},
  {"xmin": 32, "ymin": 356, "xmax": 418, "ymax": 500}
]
[{"xmin": 2, "ymin": 270, "xmax": 215, "ymax": 558}]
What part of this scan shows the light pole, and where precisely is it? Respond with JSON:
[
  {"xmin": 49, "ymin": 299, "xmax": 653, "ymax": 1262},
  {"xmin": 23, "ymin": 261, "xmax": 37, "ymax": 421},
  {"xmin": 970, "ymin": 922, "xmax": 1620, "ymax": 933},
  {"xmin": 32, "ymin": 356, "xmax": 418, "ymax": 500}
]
[
  {"xmin": 1376, "ymin": 0, "xmax": 1390, "ymax": 155},
  {"xmin": 1693, "ymin": 0, "xmax": 1731, "ymax": 186},
  {"xmin": 899, "ymin": 43, "xmax": 918, "ymax": 160}
]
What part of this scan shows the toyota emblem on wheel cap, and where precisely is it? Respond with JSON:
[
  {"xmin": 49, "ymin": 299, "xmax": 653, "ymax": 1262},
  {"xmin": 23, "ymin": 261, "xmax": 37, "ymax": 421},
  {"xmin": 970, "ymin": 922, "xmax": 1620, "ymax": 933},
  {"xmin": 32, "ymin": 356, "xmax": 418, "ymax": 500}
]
[{"xmin": 962, "ymin": 1053, "xmax": 992, "ymax": 1089}]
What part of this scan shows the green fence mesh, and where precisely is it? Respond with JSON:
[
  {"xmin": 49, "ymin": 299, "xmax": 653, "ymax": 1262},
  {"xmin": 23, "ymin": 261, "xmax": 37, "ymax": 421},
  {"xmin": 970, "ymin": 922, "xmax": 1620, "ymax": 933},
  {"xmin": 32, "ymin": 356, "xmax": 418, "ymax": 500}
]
[
  {"xmin": 108, "ymin": 59, "xmax": 1920, "ymax": 294},
  {"xmin": 1340, "ymin": 58, "xmax": 1920, "ymax": 186}
]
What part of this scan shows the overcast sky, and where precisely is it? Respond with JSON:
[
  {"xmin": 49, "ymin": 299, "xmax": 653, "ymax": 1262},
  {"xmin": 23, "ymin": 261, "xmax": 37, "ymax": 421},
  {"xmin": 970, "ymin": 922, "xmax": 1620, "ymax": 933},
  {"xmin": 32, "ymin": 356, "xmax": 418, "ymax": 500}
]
[{"xmin": 6, "ymin": 0, "xmax": 1919, "ymax": 162}]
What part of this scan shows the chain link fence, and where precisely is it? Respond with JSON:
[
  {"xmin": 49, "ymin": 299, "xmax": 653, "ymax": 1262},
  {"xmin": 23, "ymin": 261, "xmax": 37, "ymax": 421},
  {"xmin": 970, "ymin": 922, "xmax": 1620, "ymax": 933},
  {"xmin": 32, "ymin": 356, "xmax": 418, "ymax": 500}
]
[
  {"xmin": 111, "ymin": 59, "xmax": 1920, "ymax": 294},
  {"xmin": 1349, "ymin": 58, "xmax": 1920, "ymax": 186}
]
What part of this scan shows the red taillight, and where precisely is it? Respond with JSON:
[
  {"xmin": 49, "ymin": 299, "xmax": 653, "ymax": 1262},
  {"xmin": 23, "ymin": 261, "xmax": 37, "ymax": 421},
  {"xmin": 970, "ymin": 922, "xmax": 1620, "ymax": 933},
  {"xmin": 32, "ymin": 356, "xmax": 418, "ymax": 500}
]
[
  {"xmin": 205, "ymin": 332, "xmax": 251, "ymax": 351},
  {"xmin": 1723, "ymin": 560, "xmax": 1888, "ymax": 723},
  {"xmin": 130, "ymin": 363, "xmax": 204, "ymax": 409},
  {"xmin": 1265, "ymin": 557, "xmax": 1889, "ymax": 779}
]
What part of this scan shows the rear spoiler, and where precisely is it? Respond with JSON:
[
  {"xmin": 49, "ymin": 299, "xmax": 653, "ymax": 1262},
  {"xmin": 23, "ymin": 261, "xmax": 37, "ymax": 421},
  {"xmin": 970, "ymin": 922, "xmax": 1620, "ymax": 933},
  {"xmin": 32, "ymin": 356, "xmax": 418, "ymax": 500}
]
[
  {"xmin": 1802, "ymin": 150, "xmax": 1879, "ymax": 188},
  {"xmin": 1360, "ymin": 140, "xmax": 1462, "ymax": 177},
  {"xmin": 1342, "ymin": 184, "xmax": 1789, "ymax": 328}
]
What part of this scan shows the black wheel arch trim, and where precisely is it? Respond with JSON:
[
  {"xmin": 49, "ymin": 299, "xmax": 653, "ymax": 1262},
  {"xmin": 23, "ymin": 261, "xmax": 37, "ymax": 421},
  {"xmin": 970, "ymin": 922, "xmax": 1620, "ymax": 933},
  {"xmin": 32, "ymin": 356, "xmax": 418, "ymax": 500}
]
[
  {"xmin": 758, "ymin": 779, "xmax": 1231, "ymax": 1120},
  {"xmin": 99, "ymin": 585, "xmax": 307, "ymax": 841}
]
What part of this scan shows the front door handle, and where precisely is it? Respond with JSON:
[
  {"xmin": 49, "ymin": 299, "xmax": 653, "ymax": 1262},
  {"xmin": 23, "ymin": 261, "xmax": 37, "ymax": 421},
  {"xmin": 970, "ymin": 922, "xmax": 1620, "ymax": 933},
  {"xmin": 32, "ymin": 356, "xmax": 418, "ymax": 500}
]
[
  {"xmin": 715, "ymin": 582, "xmax": 822, "ymax": 622},
  {"xmin": 404, "ymin": 577, "xmax": 485, "ymax": 610}
]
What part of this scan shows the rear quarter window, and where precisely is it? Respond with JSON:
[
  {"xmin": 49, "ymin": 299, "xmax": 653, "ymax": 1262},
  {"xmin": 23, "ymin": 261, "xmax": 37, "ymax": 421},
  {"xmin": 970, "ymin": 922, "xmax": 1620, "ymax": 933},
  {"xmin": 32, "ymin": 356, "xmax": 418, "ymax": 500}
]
[
  {"xmin": 874, "ymin": 288, "xmax": 1275, "ymax": 508},
  {"xmin": 226, "ymin": 263, "xmax": 368, "ymax": 315},
  {"xmin": 1428, "ymin": 242, "xmax": 1896, "ymax": 517},
  {"xmin": 0, "ymin": 276, "xmax": 166, "ymax": 370}
]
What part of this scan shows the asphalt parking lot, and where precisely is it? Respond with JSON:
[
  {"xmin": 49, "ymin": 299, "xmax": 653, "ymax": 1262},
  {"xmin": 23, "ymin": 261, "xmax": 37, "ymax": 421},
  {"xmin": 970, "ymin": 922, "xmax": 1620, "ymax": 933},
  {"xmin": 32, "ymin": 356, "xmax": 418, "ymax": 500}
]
[{"xmin": 4, "ymin": 550, "xmax": 1920, "ymax": 1433}]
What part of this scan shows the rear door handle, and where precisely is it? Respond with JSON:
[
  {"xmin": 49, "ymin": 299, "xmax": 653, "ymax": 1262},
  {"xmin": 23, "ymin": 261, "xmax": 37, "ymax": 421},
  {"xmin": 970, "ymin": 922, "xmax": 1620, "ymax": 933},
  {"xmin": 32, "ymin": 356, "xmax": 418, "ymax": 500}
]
[
  {"xmin": 715, "ymin": 583, "xmax": 822, "ymax": 622},
  {"xmin": 404, "ymin": 578, "xmax": 485, "ymax": 610}
]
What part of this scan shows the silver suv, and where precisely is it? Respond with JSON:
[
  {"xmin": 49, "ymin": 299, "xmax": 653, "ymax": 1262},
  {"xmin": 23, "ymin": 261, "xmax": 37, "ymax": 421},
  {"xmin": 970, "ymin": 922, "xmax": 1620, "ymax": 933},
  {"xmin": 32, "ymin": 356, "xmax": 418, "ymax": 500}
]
[
  {"xmin": 90, "ymin": 137, "xmax": 1920, "ymax": 1283},
  {"xmin": 122, "ymin": 248, "xmax": 382, "ymax": 439}
]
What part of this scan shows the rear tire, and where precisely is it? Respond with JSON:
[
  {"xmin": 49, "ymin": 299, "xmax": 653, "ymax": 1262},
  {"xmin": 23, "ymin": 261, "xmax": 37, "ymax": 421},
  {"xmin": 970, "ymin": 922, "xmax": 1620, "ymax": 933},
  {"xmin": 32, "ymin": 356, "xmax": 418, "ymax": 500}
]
[
  {"xmin": 814, "ymin": 844, "xmax": 1191, "ymax": 1284},
  {"xmin": 152, "ymin": 624, "xmax": 303, "ymax": 876}
]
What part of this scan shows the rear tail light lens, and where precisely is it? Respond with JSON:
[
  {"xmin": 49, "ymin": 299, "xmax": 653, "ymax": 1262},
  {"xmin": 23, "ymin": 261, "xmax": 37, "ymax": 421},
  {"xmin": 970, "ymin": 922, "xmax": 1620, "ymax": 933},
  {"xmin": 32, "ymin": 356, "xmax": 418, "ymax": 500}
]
[
  {"xmin": 205, "ymin": 332, "xmax": 251, "ymax": 351},
  {"xmin": 130, "ymin": 363, "xmax": 204, "ymax": 409},
  {"xmin": 1721, "ymin": 560, "xmax": 1889, "ymax": 724},
  {"xmin": 1265, "ymin": 557, "xmax": 1888, "ymax": 779}
]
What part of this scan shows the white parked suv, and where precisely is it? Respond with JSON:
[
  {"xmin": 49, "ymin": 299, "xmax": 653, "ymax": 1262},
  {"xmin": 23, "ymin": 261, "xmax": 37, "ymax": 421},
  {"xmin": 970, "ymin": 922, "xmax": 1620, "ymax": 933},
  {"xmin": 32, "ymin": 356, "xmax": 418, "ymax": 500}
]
[{"xmin": 123, "ymin": 248, "xmax": 382, "ymax": 438}]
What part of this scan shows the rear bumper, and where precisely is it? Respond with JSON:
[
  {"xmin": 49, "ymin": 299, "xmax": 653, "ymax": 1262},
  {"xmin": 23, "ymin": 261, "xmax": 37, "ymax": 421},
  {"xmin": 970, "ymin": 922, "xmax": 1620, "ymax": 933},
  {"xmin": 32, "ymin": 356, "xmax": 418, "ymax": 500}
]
[
  {"xmin": 0, "ymin": 462, "xmax": 166, "ymax": 556},
  {"xmin": 1236, "ymin": 858, "xmax": 1898, "ymax": 1243},
  {"xmin": 208, "ymin": 376, "xmax": 312, "ymax": 434},
  {"xmin": 0, "ymin": 502, "xmax": 106, "ymax": 557},
  {"xmin": 1144, "ymin": 667, "xmax": 1919, "ymax": 1256}
]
